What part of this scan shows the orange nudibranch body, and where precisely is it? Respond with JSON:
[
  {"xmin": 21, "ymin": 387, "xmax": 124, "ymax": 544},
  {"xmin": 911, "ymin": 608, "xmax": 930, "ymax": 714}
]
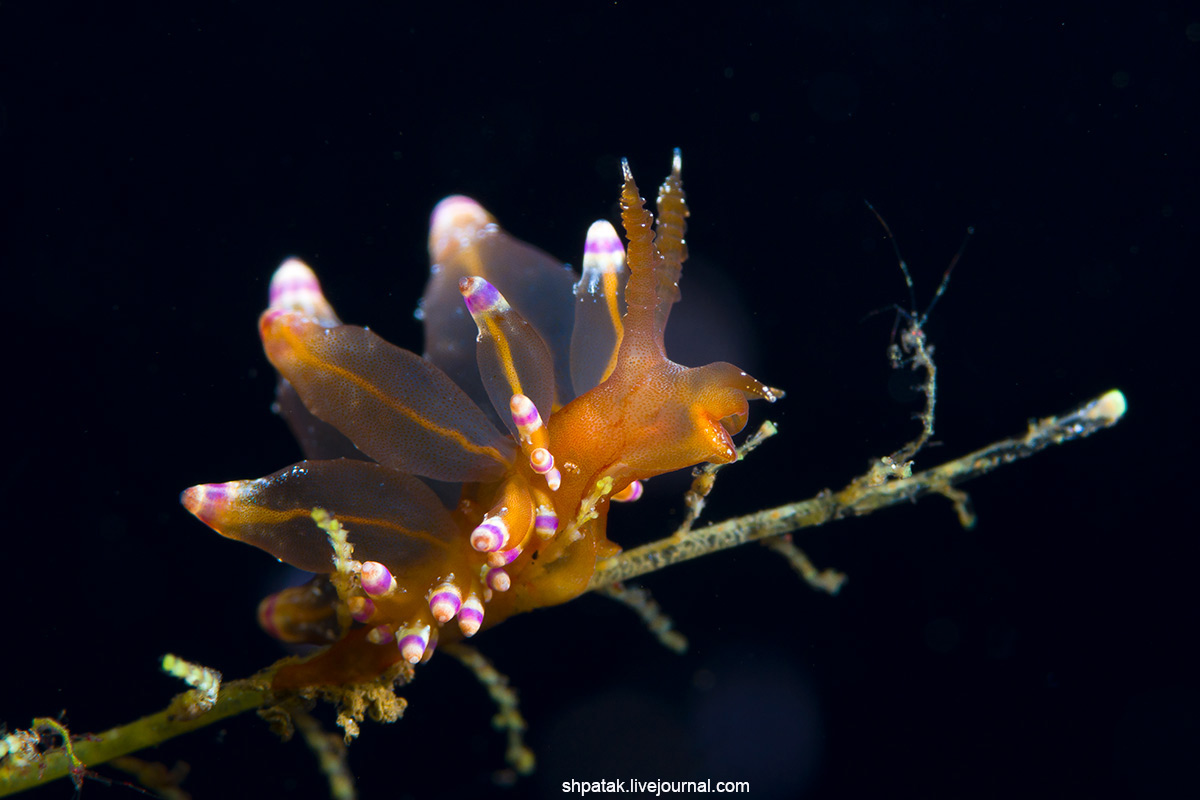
[{"xmin": 182, "ymin": 153, "xmax": 781, "ymax": 686}]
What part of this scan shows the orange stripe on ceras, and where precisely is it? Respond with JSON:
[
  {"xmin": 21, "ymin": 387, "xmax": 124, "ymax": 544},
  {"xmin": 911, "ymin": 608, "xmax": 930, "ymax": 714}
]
[
  {"xmin": 262, "ymin": 311, "xmax": 510, "ymax": 466},
  {"xmin": 600, "ymin": 267, "xmax": 624, "ymax": 382},
  {"xmin": 481, "ymin": 313, "xmax": 526, "ymax": 399},
  {"xmin": 238, "ymin": 506, "xmax": 454, "ymax": 552},
  {"xmin": 184, "ymin": 481, "xmax": 452, "ymax": 553}
]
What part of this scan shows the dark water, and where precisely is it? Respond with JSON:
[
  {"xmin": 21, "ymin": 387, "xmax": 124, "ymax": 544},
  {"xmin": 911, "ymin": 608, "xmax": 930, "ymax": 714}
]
[{"xmin": 1, "ymin": 3, "xmax": 1192, "ymax": 799}]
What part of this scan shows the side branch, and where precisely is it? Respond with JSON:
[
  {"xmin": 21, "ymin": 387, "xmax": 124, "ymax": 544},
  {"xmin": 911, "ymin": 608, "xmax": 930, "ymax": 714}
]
[{"xmin": 588, "ymin": 389, "xmax": 1126, "ymax": 588}]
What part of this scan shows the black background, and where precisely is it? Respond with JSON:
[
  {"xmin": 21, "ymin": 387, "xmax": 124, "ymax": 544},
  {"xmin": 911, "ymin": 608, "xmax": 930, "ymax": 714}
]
[{"xmin": 1, "ymin": 2, "xmax": 1194, "ymax": 799}]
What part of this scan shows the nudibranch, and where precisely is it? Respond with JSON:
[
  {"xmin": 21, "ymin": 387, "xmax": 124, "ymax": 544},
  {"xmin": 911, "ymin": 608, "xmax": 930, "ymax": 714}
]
[{"xmin": 182, "ymin": 152, "xmax": 782, "ymax": 687}]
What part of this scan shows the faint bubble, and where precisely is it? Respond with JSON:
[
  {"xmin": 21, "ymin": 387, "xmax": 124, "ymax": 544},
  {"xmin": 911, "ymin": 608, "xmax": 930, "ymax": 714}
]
[
  {"xmin": 1186, "ymin": 22, "xmax": 1200, "ymax": 42},
  {"xmin": 1112, "ymin": 70, "xmax": 1131, "ymax": 89},
  {"xmin": 723, "ymin": 66, "xmax": 734, "ymax": 78}
]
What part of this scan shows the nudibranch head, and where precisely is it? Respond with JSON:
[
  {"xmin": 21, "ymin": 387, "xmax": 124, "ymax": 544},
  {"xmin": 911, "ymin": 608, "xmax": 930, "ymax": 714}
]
[{"xmin": 182, "ymin": 153, "xmax": 781, "ymax": 687}]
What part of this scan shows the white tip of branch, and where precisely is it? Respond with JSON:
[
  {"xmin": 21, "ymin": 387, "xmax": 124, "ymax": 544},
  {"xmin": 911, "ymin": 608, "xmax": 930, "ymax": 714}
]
[{"xmin": 1084, "ymin": 389, "xmax": 1127, "ymax": 424}]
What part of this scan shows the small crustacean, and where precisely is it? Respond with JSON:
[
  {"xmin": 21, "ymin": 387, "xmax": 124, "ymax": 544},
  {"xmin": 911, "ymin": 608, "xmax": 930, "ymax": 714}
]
[{"xmin": 182, "ymin": 152, "xmax": 781, "ymax": 687}]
